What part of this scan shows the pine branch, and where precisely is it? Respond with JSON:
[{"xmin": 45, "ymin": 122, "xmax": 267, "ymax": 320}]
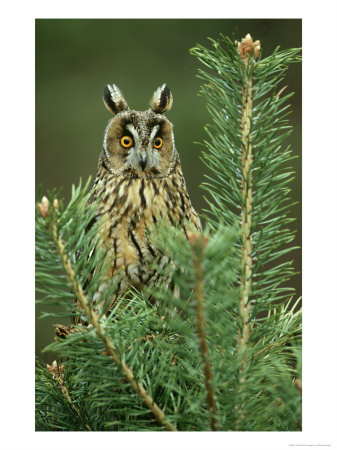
[
  {"xmin": 46, "ymin": 360, "xmax": 93, "ymax": 431},
  {"xmin": 38, "ymin": 193, "xmax": 177, "ymax": 432},
  {"xmin": 237, "ymin": 36, "xmax": 255, "ymax": 366},
  {"xmin": 188, "ymin": 231, "xmax": 218, "ymax": 431},
  {"xmin": 235, "ymin": 37, "xmax": 256, "ymax": 427},
  {"xmin": 191, "ymin": 33, "xmax": 301, "ymax": 430}
]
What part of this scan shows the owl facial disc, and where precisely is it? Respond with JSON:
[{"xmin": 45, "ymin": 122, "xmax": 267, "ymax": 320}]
[{"xmin": 102, "ymin": 84, "xmax": 178, "ymax": 178}]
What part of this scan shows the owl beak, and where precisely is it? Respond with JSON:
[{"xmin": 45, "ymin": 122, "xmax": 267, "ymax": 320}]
[{"xmin": 139, "ymin": 154, "xmax": 147, "ymax": 171}]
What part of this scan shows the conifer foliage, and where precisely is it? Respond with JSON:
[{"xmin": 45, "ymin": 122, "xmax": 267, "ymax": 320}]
[{"xmin": 36, "ymin": 34, "xmax": 302, "ymax": 431}]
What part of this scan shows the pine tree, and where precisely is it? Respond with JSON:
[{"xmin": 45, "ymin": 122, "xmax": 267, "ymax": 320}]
[{"xmin": 35, "ymin": 33, "xmax": 302, "ymax": 431}]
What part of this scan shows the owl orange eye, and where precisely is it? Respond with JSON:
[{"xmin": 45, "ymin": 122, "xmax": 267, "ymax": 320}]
[
  {"xmin": 153, "ymin": 137, "xmax": 163, "ymax": 149},
  {"xmin": 120, "ymin": 136, "xmax": 133, "ymax": 148}
]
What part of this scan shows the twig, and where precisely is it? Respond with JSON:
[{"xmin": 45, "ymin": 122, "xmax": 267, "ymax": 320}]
[
  {"xmin": 236, "ymin": 34, "xmax": 259, "ymax": 429},
  {"xmin": 51, "ymin": 220, "xmax": 177, "ymax": 432},
  {"xmin": 188, "ymin": 232, "xmax": 219, "ymax": 431},
  {"xmin": 238, "ymin": 46, "xmax": 254, "ymax": 362},
  {"xmin": 47, "ymin": 360, "xmax": 92, "ymax": 431}
]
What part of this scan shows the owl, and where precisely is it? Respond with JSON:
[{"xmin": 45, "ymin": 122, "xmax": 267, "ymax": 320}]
[{"xmin": 80, "ymin": 83, "xmax": 201, "ymax": 316}]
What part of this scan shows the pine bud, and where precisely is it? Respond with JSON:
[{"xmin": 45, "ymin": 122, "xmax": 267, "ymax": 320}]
[
  {"xmin": 46, "ymin": 360, "xmax": 58, "ymax": 377},
  {"xmin": 187, "ymin": 231, "xmax": 209, "ymax": 251},
  {"xmin": 37, "ymin": 196, "xmax": 50, "ymax": 217},
  {"xmin": 53, "ymin": 198, "xmax": 59, "ymax": 210},
  {"xmin": 237, "ymin": 33, "xmax": 261, "ymax": 60},
  {"xmin": 46, "ymin": 360, "xmax": 65, "ymax": 379}
]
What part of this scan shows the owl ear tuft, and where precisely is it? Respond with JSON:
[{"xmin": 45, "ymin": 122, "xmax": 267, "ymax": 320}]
[
  {"xmin": 103, "ymin": 84, "xmax": 129, "ymax": 114},
  {"xmin": 150, "ymin": 84, "xmax": 173, "ymax": 114}
]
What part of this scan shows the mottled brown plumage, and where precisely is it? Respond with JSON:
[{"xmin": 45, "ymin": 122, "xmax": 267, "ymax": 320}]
[{"xmin": 83, "ymin": 84, "xmax": 201, "ymax": 312}]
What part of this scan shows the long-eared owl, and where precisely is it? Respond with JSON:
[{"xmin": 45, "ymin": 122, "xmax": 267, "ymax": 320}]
[{"xmin": 87, "ymin": 83, "xmax": 201, "ymax": 309}]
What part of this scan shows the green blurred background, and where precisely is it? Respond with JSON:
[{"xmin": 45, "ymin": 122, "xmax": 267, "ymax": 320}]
[{"xmin": 36, "ymin": 19, "xmax": 302, "ymax": 360}]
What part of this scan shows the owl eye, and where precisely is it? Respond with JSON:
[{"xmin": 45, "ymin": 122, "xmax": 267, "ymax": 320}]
[
  {"xmin": 153, "ymin": 137, "xmax": 163, "ymax": 149},
  {"xmin": 120, "ymin": 135, "xmax": 133, "ymax": 148}
]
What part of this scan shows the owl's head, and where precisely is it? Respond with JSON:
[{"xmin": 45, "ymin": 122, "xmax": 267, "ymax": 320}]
[{"xmin": 102, "ymin": 83, "xmax": 178, "ymax": 178}]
